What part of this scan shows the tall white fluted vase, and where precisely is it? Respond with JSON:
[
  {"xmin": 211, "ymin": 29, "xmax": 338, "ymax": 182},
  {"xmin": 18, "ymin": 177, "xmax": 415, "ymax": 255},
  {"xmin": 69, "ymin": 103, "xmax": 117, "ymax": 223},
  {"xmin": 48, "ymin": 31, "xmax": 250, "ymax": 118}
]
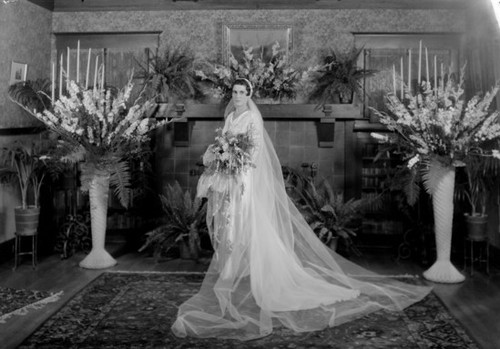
[
  {"xmin": 423, "ymin": 161, "xmax": 465, "ymax": 283},
  {"xmin": 79, "ymin": 171, "xmax": 117, "ymax": 269}
]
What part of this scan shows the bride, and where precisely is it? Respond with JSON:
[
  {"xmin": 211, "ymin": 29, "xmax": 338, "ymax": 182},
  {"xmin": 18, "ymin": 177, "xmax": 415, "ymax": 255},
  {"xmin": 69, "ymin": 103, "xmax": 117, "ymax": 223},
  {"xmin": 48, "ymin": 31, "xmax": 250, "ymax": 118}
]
[{"xmin": 171, "ymin": 78, "xmax": 432, "ymax": 341}]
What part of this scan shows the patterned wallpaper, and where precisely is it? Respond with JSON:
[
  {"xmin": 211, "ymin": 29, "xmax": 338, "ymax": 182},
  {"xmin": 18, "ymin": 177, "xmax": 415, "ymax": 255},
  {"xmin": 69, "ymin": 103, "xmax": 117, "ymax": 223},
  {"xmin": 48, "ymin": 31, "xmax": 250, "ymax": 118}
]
[
  {"xmin": 53, "ymin": 9, "xmax": 465, "ymax": 68},
  {"xmin": 0, "ymin": 0, "xmax": 52, "ymax": 128}
]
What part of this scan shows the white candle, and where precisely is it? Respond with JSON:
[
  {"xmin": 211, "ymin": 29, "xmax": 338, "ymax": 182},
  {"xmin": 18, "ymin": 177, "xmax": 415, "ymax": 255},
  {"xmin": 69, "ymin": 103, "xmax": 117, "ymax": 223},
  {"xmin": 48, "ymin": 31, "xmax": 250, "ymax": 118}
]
[
  {"xmin": 400, "ymin": 56, "xmax": 404, "ymax": 99},
  {"xmin": 393, "ymin": 64, "xmax": 396, "ymax": 96},
  {"xmin": 425, "ymin": 47, "xmax": 429, "ymax": 85},
  {"xmin": 408, "ymin": 48, "xmax": 411, "ymax": 94},
  {"xmin": 85, "ymin": 48, "xmax": 91, "ymax": 89},
  {"xmin": 51, "ymin": 61, "xmax": 55, "ymax": 104},
  {"xmin": 440, "ymin": 62, "xmax": 444, "ymax": 88},
  {"xmin": 66, "ymin": 47, "xmax": 70, "ymax": 90},
  {"xmin": 94, "ymin": 55, "xmax": 99, "ymax": 92},
  {"xmin": 434, "ymin": 55, "xmax": 437, "ymax": 95},
  {"xmin": 418, "ymin": 40, "xmax": 422, "ymax": 84},
  {"xmin": 101, "ymin": 60, "xmax": 105, "ymax": 91},
  {"xmin": 76, "ymin": 40, "xmax": 80, "ymax": 83},
  {"xmin": 59, "ymin": 53, "xmax": 63, "ymax": 97}
]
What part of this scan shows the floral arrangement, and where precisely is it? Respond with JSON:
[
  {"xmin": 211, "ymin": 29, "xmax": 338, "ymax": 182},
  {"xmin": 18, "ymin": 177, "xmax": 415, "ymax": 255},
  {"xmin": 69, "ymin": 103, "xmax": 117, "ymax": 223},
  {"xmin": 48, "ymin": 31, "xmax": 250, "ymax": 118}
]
[
  {"xmin": 12, "ymin": 77, "xmax": 167, "ymax": 207},
  {"xmin": 371, "ymin": 65, "xmax": 500, "ymax": 170},
  {"xmin": 195, "ymin": 42, "xmax": 302, "ymax": 102},
  {"xmin": 202, "ymin": 128, "xmax": 256, "ymax": 176}
]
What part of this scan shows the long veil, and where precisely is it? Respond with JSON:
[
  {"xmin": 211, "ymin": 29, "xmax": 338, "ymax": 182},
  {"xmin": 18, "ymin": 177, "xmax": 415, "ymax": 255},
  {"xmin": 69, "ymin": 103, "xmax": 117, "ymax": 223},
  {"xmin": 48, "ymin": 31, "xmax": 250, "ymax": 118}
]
[{"xmin": 171, "ymin": 99, "xmax": 432, "ymax": 341}]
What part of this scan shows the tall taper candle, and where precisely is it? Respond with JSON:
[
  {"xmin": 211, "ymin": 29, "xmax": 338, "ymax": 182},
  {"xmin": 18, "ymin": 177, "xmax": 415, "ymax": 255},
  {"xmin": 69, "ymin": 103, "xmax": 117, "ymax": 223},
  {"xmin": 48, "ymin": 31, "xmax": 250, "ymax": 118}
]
[
  {"xmin": 418, "ymin": 40, "xmax": 422, "ymax": 84},
  {"xmin": 101, "ymin": 60, "xmax": 105, "ymax": 90},
  {"xmin": 66, "ymin": 47, "xmax": 70, "ymax": 90},
  {"xmin": 85, "ymin": 48, "xmax": 91, "ymax": 89},
  {"xmin": 400, "ymin": 56, "xmax": 404, "ymax": 99},
  {"xmin": 76, "ymin": 40, "xmax": 80, "ymax": 83},
  {"xmin": 94, "ymin": 55, "xmax": 99, "ymax": 92},
  {"xmin": 434, "ymin": 55, "xmax": 437, "ymax": 94},
  {"xmin": 408, "ymin": 48, "xmax": 412, "ymax": 94},
  {"xmin": 425, "ymin": 47, "xmax": 429, "ymax": 84},
  {"xmin": 440, "ymin": 62, "xmax": 444, "ymax": 88},
  {"xmin": 393, "ymin": 64, "xmax": 396, "ymax": 95},
  {"xmin": 59, "ymin": 53, "xmax": 63, "ymax": 97},
  {"xmin": 51, "ymin": 62, "xmax": 55, "ymax": 104}
]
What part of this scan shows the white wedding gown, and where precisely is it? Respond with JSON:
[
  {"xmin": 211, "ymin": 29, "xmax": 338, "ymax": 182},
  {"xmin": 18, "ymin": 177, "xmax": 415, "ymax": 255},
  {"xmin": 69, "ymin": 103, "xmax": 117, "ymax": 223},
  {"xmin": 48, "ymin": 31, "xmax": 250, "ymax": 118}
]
[{"xmin": 171, "ymin": 101, "xmax": 432, "ymax": 341}]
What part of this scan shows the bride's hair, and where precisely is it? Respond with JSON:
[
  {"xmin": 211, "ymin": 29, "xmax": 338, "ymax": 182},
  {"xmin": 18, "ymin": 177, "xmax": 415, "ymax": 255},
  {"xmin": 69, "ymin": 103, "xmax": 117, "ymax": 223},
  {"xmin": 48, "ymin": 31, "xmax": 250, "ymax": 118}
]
[{"xmin": 233, "ymin": 78, "xmax": 253, "ymax": 97}]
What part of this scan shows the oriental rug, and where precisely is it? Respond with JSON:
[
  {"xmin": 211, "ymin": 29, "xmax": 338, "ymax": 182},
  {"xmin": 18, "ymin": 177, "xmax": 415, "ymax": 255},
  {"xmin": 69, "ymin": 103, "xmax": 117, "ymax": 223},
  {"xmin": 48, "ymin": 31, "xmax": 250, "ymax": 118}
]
[
  {"xmin": 19, "ymin": 271, "xmax": 479, "ymax": 348},
  {"xmin": 0, "ymin": 286, "xmax": 62, "ymax": 324}
]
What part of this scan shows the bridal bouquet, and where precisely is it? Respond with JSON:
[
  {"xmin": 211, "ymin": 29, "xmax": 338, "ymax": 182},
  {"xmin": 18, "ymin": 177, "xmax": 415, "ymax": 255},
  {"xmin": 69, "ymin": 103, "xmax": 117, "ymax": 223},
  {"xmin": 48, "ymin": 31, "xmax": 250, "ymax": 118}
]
[
  {"xmin": 371, "ymin": 65, "xmax": 500, "ymax": 169},
  {"xmin": 203, "ymin": 128, "xmax": 256, "ymax": 176},
  {"xmin": 197, "ymin": 128, "xmax": 256, "ymax": 197}
]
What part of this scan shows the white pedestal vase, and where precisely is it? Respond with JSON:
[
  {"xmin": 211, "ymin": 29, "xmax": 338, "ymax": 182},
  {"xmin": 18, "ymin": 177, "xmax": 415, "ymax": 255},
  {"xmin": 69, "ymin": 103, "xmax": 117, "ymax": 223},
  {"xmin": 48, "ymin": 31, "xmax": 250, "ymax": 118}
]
[
  {"xmin": 79, "ymin": 171, "xmax": 117, "ymax": 269},
  {"xmin": 423, "ymin": 161, "xmax": 465, "ymax": 283}
]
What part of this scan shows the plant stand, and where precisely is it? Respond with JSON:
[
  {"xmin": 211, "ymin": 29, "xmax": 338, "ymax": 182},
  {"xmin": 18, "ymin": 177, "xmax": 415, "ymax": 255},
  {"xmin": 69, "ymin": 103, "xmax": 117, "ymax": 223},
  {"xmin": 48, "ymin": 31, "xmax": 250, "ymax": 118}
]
[
  {"xmin": 423, "ymin": 163, "xmax": 465, "ymax": 283},
  {"xmin": 79, "ymin": 172, "xmax": 117, "ymax": 269}
]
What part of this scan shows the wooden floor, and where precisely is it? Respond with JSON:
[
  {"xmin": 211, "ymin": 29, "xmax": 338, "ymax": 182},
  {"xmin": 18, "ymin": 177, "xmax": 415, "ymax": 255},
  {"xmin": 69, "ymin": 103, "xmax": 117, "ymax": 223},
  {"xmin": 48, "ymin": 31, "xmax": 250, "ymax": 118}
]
[{"xmin": 1, "ymin": 246, "xmax": 500, "ymax": 349}]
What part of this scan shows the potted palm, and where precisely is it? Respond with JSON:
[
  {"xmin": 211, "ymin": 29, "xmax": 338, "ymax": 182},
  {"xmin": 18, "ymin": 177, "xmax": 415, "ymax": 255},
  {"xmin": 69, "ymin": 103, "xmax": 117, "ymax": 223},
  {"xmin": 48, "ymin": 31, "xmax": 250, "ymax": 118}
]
[
  {"xmin": 138, "ymin": 182, "xmax": 208, "ymax": 261},
  {"xmin": 457, "ymin": 153, "xmax": 499, "ymax": 240},
  {"xmin": 0, "ymin": 140, "xmax": 53, "ymax": 235},
  {"xmin": 308, "ymin": 45, "xmax": 377, "ymax": 108}
]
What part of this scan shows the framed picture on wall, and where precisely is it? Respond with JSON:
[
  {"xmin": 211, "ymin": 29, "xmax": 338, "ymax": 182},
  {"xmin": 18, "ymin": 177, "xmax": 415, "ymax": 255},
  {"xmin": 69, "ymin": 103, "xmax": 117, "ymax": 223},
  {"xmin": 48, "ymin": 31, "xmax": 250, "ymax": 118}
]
[
  {"xmin": 222, "ymin": 23, "xmax": 293, "ymax": 65},
  {"xmin": 9, "ymin": 61, "xmax": 28, "ymax": 85}
]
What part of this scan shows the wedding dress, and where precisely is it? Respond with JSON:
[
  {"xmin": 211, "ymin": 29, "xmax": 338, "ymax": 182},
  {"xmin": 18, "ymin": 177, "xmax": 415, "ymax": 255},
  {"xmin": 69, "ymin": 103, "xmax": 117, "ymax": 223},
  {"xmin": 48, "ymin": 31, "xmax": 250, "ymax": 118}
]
[{"xmin": 171, "ymin": 99, "xmax": 432, "ymax": 341}]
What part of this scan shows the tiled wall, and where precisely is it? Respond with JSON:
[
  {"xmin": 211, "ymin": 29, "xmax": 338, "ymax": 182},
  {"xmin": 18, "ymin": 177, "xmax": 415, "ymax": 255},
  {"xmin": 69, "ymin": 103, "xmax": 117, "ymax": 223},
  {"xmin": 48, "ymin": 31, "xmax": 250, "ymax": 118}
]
[{"xmin": 156, "ymin": 117, "xmax": 345, "ymax": 194}]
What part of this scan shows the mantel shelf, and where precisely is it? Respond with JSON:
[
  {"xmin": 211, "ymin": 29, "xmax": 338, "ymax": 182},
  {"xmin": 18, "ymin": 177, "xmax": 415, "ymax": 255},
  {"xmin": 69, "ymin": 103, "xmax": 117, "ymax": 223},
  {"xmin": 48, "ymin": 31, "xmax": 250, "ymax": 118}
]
[{"xmin": 176, "ymin": 103, "xmax": 363, "ymax": 120}]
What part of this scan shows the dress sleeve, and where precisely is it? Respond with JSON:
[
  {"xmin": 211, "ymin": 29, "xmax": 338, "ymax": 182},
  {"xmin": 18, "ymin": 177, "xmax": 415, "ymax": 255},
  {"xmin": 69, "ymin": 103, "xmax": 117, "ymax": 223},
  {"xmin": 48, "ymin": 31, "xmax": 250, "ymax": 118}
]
[{"xmin": 247, "ymin": 112, "xmax": 263, "ymax": 163}]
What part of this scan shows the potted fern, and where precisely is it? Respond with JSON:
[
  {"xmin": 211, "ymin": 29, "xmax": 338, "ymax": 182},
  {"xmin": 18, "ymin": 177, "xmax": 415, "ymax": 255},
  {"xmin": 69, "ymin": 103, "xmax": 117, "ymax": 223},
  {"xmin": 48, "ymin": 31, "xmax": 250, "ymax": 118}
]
[
  {"xmin": 136, "ymin": 45, "xmax": 202, "ymax": 118},
  {"xmin": 288, "ymin": 176, "xmax": 366, "ymax": 255},
  {"xmin": 308, "ymin": 46, "xmax": 377, "ymax": 108},
  {"xmin": 138, "ymin": 182, "xmax": 208, "ymax": 261}
]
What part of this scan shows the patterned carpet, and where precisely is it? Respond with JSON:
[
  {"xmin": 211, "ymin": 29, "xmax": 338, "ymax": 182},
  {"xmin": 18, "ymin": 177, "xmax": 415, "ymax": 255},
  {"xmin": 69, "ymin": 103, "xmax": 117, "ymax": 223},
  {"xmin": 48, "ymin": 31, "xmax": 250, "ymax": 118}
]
[
  {"xmin": 19, "ymin": 271, "xmax": 479, "ymax": 349},
  {"xmin": 0, "ymin": 286, "xmax": 62, "ymax": 324}
]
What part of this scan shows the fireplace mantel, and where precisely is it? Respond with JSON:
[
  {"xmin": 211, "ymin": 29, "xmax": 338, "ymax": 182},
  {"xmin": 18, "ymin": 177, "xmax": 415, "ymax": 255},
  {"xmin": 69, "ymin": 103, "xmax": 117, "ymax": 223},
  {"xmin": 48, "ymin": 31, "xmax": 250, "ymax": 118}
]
[{"xmin": 168, "ymin": 103, "xmax": 363, "ymax": 147}]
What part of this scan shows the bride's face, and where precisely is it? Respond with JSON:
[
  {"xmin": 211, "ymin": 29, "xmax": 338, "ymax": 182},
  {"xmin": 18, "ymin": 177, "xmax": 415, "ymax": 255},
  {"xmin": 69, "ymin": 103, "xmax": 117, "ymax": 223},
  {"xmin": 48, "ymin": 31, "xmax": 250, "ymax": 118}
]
[{"xmin": 232, "ymin": 84, "xmax": 250, "ymax": 108}]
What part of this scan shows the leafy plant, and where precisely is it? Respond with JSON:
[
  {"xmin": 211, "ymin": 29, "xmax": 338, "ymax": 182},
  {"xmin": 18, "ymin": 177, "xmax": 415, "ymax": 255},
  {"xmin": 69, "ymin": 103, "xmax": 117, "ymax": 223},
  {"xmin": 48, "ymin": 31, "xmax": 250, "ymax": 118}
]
[
  {"xmin": 136, "ymin": 45, "xmax": 202, "ymax": 105},
  {"xmin": 308, "ymin": 46, "xmax": 377, "ymax": 108},
  {"xmin": 8, "ymin": 78, "xmax": 52, "ymax": 114},
  {"xmin": 54, "ymin": 212, "xmax": 92, "ymax": 259},
  {"xmin": 455, "ymin": 153, "xmax": 500, "ymax": 217},
  {"xmin": 0, "ymin": 139, "xmax": 60, "ymax": 209},
  {"xmin": 138, "ymin": 182, "xmax": 208, "ymax": 261},
  {"xmin": 287, "ymin": 175, "xmax": 367, "ymax": 253}
]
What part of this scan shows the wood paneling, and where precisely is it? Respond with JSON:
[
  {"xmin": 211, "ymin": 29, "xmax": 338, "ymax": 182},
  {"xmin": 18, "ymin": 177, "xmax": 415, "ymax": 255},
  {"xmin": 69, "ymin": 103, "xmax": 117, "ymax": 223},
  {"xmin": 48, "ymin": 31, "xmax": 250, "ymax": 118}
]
[{"xmin": 27, "ymin": 0, "xmax": 468, "ymax": 12}]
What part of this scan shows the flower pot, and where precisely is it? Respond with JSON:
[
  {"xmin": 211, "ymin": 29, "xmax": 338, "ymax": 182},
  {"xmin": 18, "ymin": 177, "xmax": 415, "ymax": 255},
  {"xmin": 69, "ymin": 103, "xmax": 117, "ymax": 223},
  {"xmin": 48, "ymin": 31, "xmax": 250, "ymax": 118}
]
[
  {"xmin": 14, "ymin": 206, "xmax": 40, "ymax": 236},
  {"xmin": 423, "ymin": 162, "xmax": 465, "ymax": 283},
  {"xmin": 79, "ymin": 172, "xmax": 117, "ymax": 269},
  {"xmin": 465, "ymin": 214, "xmax": 488, "ymax": 241}
]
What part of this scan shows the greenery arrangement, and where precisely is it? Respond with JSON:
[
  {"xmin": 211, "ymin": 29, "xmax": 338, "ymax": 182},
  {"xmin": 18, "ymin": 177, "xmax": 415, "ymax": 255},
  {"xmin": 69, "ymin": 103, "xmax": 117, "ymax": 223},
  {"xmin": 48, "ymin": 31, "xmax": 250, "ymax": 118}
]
[
  {"xmin": 135, "ymin": 46, "xmax": 202, "ymax": 105},
  {"xmin": 195, "ymin": 43, "xmax": 302, "ymax": 102},
  {"xmin": 138, "ymin": 182, "xmax": 208, "ymax": 261},
  {"xmin": 307, "ymin": 46, "xmax": 377, "ymax": 108}
]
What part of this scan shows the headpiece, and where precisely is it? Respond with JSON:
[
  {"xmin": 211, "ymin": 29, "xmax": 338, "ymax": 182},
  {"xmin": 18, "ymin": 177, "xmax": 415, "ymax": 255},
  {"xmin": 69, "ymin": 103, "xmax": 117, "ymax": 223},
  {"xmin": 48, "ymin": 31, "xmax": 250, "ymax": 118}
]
[{"xmin": 237, "ymin": 77, "xmax": 253, "ymax": 97}]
